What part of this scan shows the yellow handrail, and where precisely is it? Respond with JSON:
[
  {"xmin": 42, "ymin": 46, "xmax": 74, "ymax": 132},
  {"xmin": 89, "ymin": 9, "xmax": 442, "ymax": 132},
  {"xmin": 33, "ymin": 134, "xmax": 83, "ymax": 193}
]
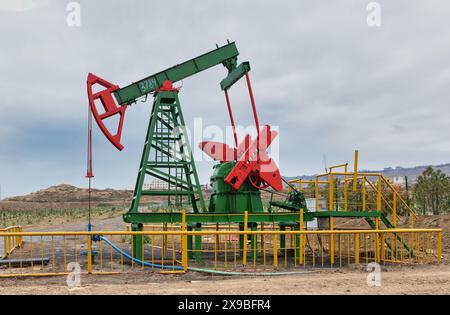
[
  {"xmin": 380, "ymin": 175, "xmax": 416, "ymax": 218},
  {"xmin": 0, "ymin": 228, "xmax": 442, "ymax": 237},
  {"xmin": 292, "ymin": 170, "xmax": 416, "ymax": 220},
  {"xmin": 0, "ymin": 226, "xmax": 442, "ymax": 278},
  {"xmin": 1, "ymin": 226, "xmax": 23, "ymax": 259}
]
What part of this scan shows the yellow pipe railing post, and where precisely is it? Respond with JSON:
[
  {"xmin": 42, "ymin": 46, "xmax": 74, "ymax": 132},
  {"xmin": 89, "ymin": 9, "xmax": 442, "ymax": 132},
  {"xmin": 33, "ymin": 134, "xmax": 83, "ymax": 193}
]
[
  {"xmin": 362, "ymin": 177, "xmax": 367, "ymax": 211},
  {"xmin": 376, "ymin": 176, "xmax": 382, "ymax": 262},
  {"xmin": 329, "ymin": 173, "xmax": 334, "ymax": 211},
  {"xmin": 299, "ymin": 209, "xmax": 304, "ymax": 264},
  {"xmin": 375, "ymin": 218, "xmax": 380, "ymax": 262},
  {"xmin": 376, "ymin": 177, "xmax": 382, "ymax": 209},
  {"xmin": 354, "ymin": 233, "xmax": 360, "ymax": 264},
  {"xmin": 243, "ymin": 211, "xmax": 248, "ymax": 267},
  {"xmin": 181, "ymin": 209, "xmax": 188, "ymax": 271},
  {"xmin": 87, "ymin": 235, "xmax": 92, "ymax": 274},
  {"xmin": 315, "ymin": 176, "xmax": 319, "ymax": 211},
  {"xmin": 437, "ymin": 231, "xmax": 442, "ymax": 263},
  {"xmin": 17, "ymin": 226, "xmax": 23, "ymax": 247},
  {"xmin": 344, "ymin": 164, "xmax": 348, "ymax": 210},
  {"xmin": 329, "ymin": 173, "xmax": 335, "ymax": 265},
  {"xmin": 376, "ymin": 177, "xmax": 382, "ymax": 212},
  {"xmin": 353, "ymin": 150, "xmax": 358, "ymax": 191},
  {"xmin": 409, "ymin": 215, "xmax": 415, "ymax": 260},
  {"xmin": 393, "ymin": 192, "xmax": 397, "ymax": 227},
  {"xmin": 15, "ymin": 227, "xmax": 20, "ymax": 248},
  {"xmin": 3, "ymin": 235, "xmax": 6, "ymax": 258},
  {"xmin": 162, "ymin": 223, "xmax": 168, "ymax": 259},
  {"xmin": 273, "ymin": 234, "xmax": 278, "ymax": 269},
  {"xmin": 12, "ymin": 228, "xmax": 16, "ymax": 249}
]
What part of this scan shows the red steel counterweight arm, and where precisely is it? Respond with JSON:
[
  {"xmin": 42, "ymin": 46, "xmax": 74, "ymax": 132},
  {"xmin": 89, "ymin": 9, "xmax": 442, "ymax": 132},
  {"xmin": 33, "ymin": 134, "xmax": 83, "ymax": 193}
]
[
  {"xmin": 224, "ymin": 89, "xmax": 239, "ymax": 147},
  {"xmin": 245, "ymin": 72, "xmax": 260, "ymax": 150}
]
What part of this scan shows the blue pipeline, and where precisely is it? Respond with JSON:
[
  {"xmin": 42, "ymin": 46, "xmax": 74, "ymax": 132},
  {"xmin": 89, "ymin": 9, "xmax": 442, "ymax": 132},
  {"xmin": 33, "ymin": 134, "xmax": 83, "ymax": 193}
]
[
  {"xmin": 98, "ymin": 236, "xmax": 315, "ymax": 276},
  {"xmin": 98, "ymin": 236, "xmax": 184, "ymax": 271}
]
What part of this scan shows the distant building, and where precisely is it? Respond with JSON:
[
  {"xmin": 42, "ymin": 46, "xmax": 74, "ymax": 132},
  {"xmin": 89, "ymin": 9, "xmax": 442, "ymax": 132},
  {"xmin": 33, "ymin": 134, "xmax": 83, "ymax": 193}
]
[
  {"xmin": 202, "ymin": 183, "xmax": 212, "ymax": 190},
  {"xmin": 143, "ymin": 180, "xmax": 169, "ymax": 190},
  {"xmin": 390, "ymin": 176, "xmax": 405, "ymax": 186}
]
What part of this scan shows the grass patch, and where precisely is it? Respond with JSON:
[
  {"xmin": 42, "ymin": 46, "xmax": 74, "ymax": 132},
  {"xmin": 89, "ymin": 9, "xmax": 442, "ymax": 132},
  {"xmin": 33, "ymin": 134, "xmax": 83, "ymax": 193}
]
[{"xmin": 0, "ymin": 207, "xmax": 125, "ymax": 227}]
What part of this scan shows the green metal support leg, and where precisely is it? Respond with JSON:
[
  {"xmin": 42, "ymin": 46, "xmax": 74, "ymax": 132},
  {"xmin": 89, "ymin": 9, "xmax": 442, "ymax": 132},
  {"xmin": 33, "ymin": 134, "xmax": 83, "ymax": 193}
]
[
  {"xmin": 187, "ymin": 226, "xmax": 193, "ymax": 259},
  {"xmin": 295, "ymin": 223, "xmax": 300, "ymax": 260},
  {"xmin": 280, "ymin": 225, "xmax": 286, "ymax": 256},
  {"xmin": 239, "ymin": 223, "xmax": 245, "ymax": 257},
  {"xmin": 251, "ymin": 224, "xmax": 258, "ymax": 262},
  {"xmin": 131, "ymin": 223, "xmax": 143, "ymax": 260}
]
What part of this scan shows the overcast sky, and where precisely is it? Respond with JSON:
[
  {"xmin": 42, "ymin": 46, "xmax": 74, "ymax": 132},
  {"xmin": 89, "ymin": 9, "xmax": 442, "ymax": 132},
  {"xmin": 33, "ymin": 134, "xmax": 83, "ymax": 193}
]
[{"xmin": 0, "ymin": 0, "xmax": 449, "ymax": 198}]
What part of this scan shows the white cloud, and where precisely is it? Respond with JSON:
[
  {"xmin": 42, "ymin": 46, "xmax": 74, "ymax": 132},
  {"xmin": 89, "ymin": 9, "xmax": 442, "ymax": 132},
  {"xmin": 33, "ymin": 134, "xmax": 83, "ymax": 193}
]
[
  {"xmin": 1, "ymin": 0, "xmax": 450, "ymax": 197},
  {"xmin": 0, "ymin": 0, "xmax": 49, "ymax": 12}
]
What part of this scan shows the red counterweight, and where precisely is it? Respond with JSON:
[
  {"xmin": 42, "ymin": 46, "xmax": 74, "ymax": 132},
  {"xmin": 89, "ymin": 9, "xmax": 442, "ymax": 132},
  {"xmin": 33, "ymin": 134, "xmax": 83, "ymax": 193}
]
[{"xmin": 199, "ymin": 72, "xmax": 283, "ymax": 192}]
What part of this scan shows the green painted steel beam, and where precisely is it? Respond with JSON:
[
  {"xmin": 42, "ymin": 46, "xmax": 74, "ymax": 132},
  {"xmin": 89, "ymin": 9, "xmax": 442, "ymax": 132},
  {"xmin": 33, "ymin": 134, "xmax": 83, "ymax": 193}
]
[
  {"xmin": 269, "ymin": 201, "xmax": 303, "ymax": 212},
  {"xmin": 123, "ymin": 212, "xmax": 303, "ymax": 224},
  {"xmin": 123, "ymin": 210, "xmax": 390, "ymax": 224},
  {"xmin": 152, "ymin": 137, "xmax": 180, "ymax": 141},
  {"xmin": 146, "ymin": 167, "xmax": 191, "ymax": 187},
  {"xmin": 147, "ymin": 162, "xmax": 188, "ymax": 168},
  {"xmin": 113, "ymin": 42, "xmax": 240, "ymax": 105},
  {"xmin": 220, "ymin": 62, "xmax": 251, "ymax": 90},
  {"xmin": 149, "ymin": 143, "xmax": 175, "ymax": 159},
  {"xmin": 124, "ymin": 209, "xmax": 385, "ymax": 224}
]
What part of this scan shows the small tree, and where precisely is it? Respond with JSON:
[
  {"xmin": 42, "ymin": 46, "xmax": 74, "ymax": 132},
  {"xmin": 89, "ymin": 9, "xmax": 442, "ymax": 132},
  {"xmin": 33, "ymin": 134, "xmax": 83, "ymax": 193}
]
[{"xmin": 413, "ymin": 167, "xmax": 450, "ymax": 215}]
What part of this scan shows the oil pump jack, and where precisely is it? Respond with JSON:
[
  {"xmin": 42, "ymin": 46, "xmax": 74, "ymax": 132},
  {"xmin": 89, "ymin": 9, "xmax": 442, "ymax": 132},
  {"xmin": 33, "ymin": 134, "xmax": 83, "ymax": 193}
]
[{"xmin": 87, "ymin": 41, "xmax": 306, "ymax": 259}]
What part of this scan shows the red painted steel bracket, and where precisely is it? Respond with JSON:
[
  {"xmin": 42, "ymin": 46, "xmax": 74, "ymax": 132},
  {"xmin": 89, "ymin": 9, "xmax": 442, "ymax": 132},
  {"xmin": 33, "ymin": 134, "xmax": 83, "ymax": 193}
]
[{"xmin": 87, "ymin": 73, "xmax": 126, "ymax": 151}]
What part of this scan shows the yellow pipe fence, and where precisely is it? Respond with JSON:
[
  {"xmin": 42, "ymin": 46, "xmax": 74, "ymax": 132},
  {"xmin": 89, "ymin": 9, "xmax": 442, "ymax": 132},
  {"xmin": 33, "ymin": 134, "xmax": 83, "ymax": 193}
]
[
  {"xmin": 1, "ymin": 226, "xmax": 23, "ymax": 259},
  {"xmin": 0, "ymin": 227, "xmax": 442, "ymax": 278}
]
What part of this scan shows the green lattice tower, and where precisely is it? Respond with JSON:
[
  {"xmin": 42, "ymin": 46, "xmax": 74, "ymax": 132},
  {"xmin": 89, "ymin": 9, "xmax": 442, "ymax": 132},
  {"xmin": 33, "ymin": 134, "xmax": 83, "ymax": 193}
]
[{"xmin": 125, "ymin": 89, "xmax": 206, "ymax": 259}]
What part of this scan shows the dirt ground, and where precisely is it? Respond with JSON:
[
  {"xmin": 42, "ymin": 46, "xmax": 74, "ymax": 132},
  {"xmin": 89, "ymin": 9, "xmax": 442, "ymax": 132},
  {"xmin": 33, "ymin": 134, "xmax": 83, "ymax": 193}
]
[
  {"xmin": 0, "ymin": 264, "xmax": 449, "ymax": 295},
  {"xmin": 1, "ymin": 214, "xmax": 449, "ymax": 295}
]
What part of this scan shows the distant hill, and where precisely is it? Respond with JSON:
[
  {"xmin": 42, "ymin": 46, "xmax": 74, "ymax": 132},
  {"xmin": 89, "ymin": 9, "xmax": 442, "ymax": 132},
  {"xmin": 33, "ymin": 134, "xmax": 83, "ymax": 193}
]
[
  {"xmin": 284, "ymin": 163, "xmax": 450, "ymax": 183},
  {"xmin": 3, "ymin": 184, "xmax": 132, "ymax": 203},
  {"xmin": 0, "ymin": 184, "xmax": 133, "ymax": 211},
  {"xmin": 0, "ymin": 184, "xmax": 202, "ymax": 211}
]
